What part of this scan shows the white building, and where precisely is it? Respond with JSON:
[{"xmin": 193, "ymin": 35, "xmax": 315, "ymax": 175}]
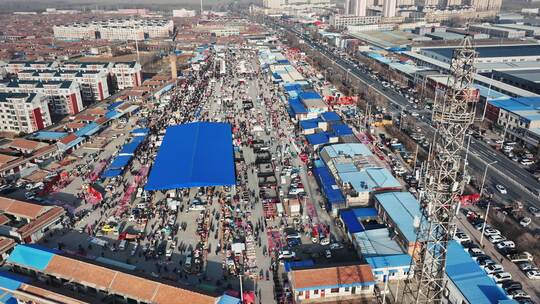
[
  {"xmin": 17, "ymin": 69, "xmax": 110, "ymax": 103},
  {"xmin": 330, "ymin": 15, "xmax": 382, "ymax": 28},
  {"xmin": 0, "ymin": 92, "xmax": 52, "ymax": 133},
  {"xmin": 53, "ymin": 19, "xmax": 174, "ymax": 41},
  {"xmin": 0, "ymin": 80, "xmax": 83, "ymax": 115}
]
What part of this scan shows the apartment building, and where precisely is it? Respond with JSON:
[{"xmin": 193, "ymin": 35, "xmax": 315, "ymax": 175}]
[
  {"xmin": 329, "ymin": 15, "xmax": 382, "ymax": 28},
  {"xmin": 7, "ymin": 60, "xmax": 142, "ymax": 94},
  {"xmin": 0, "ymin": 79, "xmax": 83, "ymax": 116},
  {"xmin": 17, "ymin": 69, "xmax": 110, "ymax": 103},
  {"xmin": 53, "ymin": 18, "xmax": 174, "ymax": 41},
  {"xmin": 0, "ymin": 93, "xmax": 52, "ymax": 133}
]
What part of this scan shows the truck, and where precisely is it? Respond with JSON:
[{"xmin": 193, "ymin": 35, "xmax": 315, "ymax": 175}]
[{"xmin": 507, "ymin": 252, "xmax": 533, "ymax": 263}]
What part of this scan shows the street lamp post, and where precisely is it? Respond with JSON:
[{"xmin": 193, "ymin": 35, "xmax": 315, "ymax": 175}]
[{"xmin": 479, "ymin": 160, "xmax": 498, "ymax": 245}]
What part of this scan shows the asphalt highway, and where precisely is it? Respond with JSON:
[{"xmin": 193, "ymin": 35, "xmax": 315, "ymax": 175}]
[{"xmin": 272, "ymin": 21, "xmax": 540, "ymax": 209}]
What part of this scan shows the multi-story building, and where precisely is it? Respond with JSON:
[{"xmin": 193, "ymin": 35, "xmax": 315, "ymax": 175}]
[
  {"xmin": 468, "ymin": 23, "xmax": 526, "ymax": 38},
  {"xmin": 0, "ymin": 93, "xmax": 52, "ymax": 133},
  {"xmin": 7, "ymin": 60, "xmax": 142, "ymax": 93},
  {"xmin": 53, "ymin": 18, "xmax": 174, "ymax": 41},
  {"xmin": 17, "ymin": 69, "xmax": 110, "ymax": 103},
  {"xmin": 330, "ymin": 15, "xmax": 382, "ymax": 28},
  {"xmin": 0, "ymin": 80, "xmax": 83, "ymax": 115},
  {"xmin": 383, "ymin": 0, "xmax": 397, "ymax": 17}
]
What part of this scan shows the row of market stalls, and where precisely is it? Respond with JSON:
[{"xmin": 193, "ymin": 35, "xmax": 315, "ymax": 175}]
[{"xmin": 101, "ymin": 128, "xmax": 149, "ymax": 179}]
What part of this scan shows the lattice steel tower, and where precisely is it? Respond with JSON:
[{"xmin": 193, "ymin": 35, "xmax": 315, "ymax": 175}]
[{"xmin": 403, "ymin": 36, "xmax": 478, "ymax": 303}]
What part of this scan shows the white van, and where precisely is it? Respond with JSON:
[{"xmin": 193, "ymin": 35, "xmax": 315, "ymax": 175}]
[{"xmin": 136, "ymin": 202, "xmax": 147, "ymax": 209}]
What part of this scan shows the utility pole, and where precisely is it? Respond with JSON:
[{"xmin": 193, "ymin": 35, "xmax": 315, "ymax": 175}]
[{"xmin": 402, "ymin": 36, "xmax": 478, "ymax": 304}]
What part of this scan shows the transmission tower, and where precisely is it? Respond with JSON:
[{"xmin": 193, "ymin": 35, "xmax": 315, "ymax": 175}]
[{"xmin": 402, "ymin": 36, "xmax": 478, "ymax": 303}]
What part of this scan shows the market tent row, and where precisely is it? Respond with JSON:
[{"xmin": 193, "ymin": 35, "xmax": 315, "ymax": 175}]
[
  {"xmin": 145, "ymin": 122, "xmax": 236, "ymax": 190},
  {"xmin": 101, "ymin": 131, "xmax": 147, "ymax": 179}
]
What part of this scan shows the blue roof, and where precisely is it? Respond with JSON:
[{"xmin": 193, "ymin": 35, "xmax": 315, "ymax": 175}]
[
  {"xmin": 284, "ymin": 260, "xmax": 315, "ymax": 272},
  {"xmin": 29, "ymin": 131, "xmax": 68, "ymax": 140},
  {"xmin": 339, "ymin": 168, "xmax": 401, "ymax": 193},
  {"xmin": 299, "ymin": 91, "xmax": 322, "ymax": 101},
  {"xmin": 425, "ymin": 44, "xmax": 540, "ymax": 59},
  {"xmin": 75, "ymin": 122, "xmax": 100, "ymax": 137},
  {"xmin": 105, "ymin": 110, "xmax": 122, "ymax": 120},
  {"xmin": 109, "ymin": 155, "xmax": 132, "ymax": 170},
  {"xmin": 320, "ymin": 111, "xmax": 341, "ymax": 122},
  {"xmin": 446, "ymin": 241, "xmax": 510, "ymax": 304},
  {"xmin": 321, "ymin": 143, "xmax": 373, "ymax": 158},
  {"xmin": 119, "ymin": 138, "xmax": 143, "ymax": 156},
  {"xmin": 473, "ymin": 84, "xmax": 509, "ymax": 101},
  {"xmin": 374, "ymin": 192, "xmax": 426, "ymax": 243},
  {"xmin": 145, "ymin": 122, "xmax": 235, "ymax": 190},
  {"xmin": 101, "ymin": 169, "xmax": 123, "ymax": 178},
  {"xmin": 339, "ymin": 209, "xmax": 364, "ymax": 233},
  {"xmin": 312, "ymin": 163, "xmax": 345, "ymax": 205},
  {"xmin": 306, "ymin": 132, "xmax": 330, "ymax": 145},
  {"xmin": 331, "ymin": 123, "xmax": 353, "ymax": 136},
  {"xmin": 289, "ymin": 98, "xmax": 308, "ymax": 115},
  {"xmin": 353, "ymin": 228, "xmax": 404, "ymax": 256},
  {"xmin": 353, "ymin": 208, "xmax": 378, "ymax": 218},
  {"xmin": 217, "ymin": 295, "xmax": 241, "ymax": 304},
  {"xmin": 365, "ymin": 254, "xmax": 412, "ymax": 269},
  {"xmin": 366, "ymin": 52, "xmax": 392, "ymax": 64},
  {"xmin": 272, "ymin": 72, "xmax": 282, "ymax": 80},
  {"xmin": 107, "ymin": 101, "xmax": 123, "ymax": 110},
  {"xmin": 299, "ymin": 118, "xmax": 321, "ymax": 130},
  {"xmin": 283, "ymin": 83, "xmax": 302, "ymax": 92},
  {"xmin": 0, "ymin": 271, "xmax": 30, "ymax": 291},
  {"xmin": 489, "ymin": 97, "xmax": 540, "ymax": 122},
  {"xmin": 6, "ymin": 244, "xmax": 55, "ymax": 271}
]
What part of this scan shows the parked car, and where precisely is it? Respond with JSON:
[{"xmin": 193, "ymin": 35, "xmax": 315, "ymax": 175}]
[
  {"xmin": 484, "ymin": 264, "xmax": 504, "ymax": 274},
  {"xmin": 454, "ymin": 232, "xmax": 471, "ymax": 243},
  {"xmin": 501, "ymin": 280, "xmax": 522, "ymax": 293},
  {"xmin": 517, "ymin": 262, "xmax": 538, "ymax": 272},
  {"xmin": 488, "ymin": 235, "xmax": 506, "ymax": 244},
  {"xmin": 491, "ymin": 272, "xmax": 512, "ymax": 283},
  {"xmin": 519, "ymin": 217, "xmax": 532, "ymax": 227},
  {"xmin": 525, "ymin": 270, "xmax": 540, "ymax": 279},
  {"xmin": 508, "ymin": 290, "xmax": 530, "ymax": 300},
  {"xmin": 528, "ymin": 206, "xmax": 540, "ymax": 217},
  {"xmin": 278, "ymin": 250, "xmax": 296, "ymax": 260},
  {"xmin": 496, "ymin": 241, "xmax": 516, "ymax": 250},
  {"xmin": 484, "ymin": 228, "xmax": 501, "ymax": 236}
]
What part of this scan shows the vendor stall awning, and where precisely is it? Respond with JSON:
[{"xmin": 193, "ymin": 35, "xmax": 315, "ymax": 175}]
[{"xmin": 145, "ymin": 122, "xmax": 235, "ymax": 190}]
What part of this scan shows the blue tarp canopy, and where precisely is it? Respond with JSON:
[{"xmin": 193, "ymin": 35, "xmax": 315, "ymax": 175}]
[
  {"xmin": 107, "ymin": 101, "xmax": 124, "ymax": 110},
  {"xmin": 101, "ymin": 169, "xmax": 123, "ymax": 179},
  {"xmin": 306, "ymin": 132, "xmax": 330, "ymax": 145},
  {"xmin": 289, "ymin": 98, "xmax": 308, "ymax": 115},
  {"xmin": 353, "ymin": 208, "xmax": 378, "ymax": 218},
  {"xmin": 320, "ymin": 111, "xmax": 341, "ymax": 122},
  {"xmin": 75, "ymin": 122, "xmax": 100, "ymax": 137},
  {"xmin": 312, "ymin": 164, "xmax": 345, "ymax": 205},
  {"xmin": 145, "ymin": 122, "xmax": 235, "ymax": 190},
  {"xmin": 131, "ymin": 128, "xmax": 149, "ymax": 136},
  {"xmin": 119, "ymin": 141, "xmax": 140, "ymax": 156},
  {"xmin": 105, "ymin": 110, "xmax": 122, "ymax": 120},
  {"xmin": 109, "ymin": 155, "xmax": 132, "ymax": 170},
  {"xmin": 284, "ymin": 260, "xmax": 315, "ymax": 272},
  {"xmin": 272, "ymin": 72, "xmax": 282, "ymax": 80},
  {"xmin": 340, "ymin": 210, "xmax": 364, "ymax": 233}
]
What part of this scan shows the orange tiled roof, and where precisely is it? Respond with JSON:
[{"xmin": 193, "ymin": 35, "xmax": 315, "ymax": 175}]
[
  {"xmin": 85, "ymin": 108, "xmax": 107, "ymax": 116},
  {"xmin": 0, "ymin": 196, "xmax": 46, "ymax": 220},
  {"xmin": 19, "ymin": 284, "xmax": 88, "ymax": 304},
  {"xmin": 0, "ymin": 154, "xmax": 18, "ymax": 166},
  {"xmin": 18, "ymin": 206, "xmax": 65, "ymax": 238},
  {"xmin": 42, "ymin": 255, "xmax": 217, "ymax": 304},
  {"xmin": 65, "ymin": 122, "xmax": 86, "ymax": 130},
  {"xmin": 0, "ymin": 237, "xmax": 15, "ymax": 254},
  {"xmin": 290, "ymin": 264, "xmax": 375, "ymax": 289},
  {"xmin": 59, "ymin": 134, "xmax": 78, "ymax": 145},
  {"xmin": 8, "ymin": 139, "xmax": 42, "ymax": 151}
]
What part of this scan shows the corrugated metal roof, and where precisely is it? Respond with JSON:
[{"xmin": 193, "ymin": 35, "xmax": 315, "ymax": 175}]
[
  {"xmin": 321, "ymin": 143, "xmax": 373, "ymax": 158},
  {"xmin": 353, "ymin": 228, "xmax": 404, "ymax": 256},
  {"xmin": 375, "ymin": 192, "xmax": 426, "ymax": 243},
  {"xmin": 364, "ymin": 254, "xmax": 412, "ymax": 269}
]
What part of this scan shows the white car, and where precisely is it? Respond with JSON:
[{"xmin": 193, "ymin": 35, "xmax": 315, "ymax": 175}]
[
  {"xmin": 278, "ymin": 250, "xmax": 296, "ymax": 260},
  {"xmin": 453, "ymin": 232, "xmax": 471, "ymax": 243},
  {"xmin": 488, "ymin": 234, "xmax": 506, "ymax": 244},
  {"xmin": 496, "ymin": 241, "xmax": 516, "ymax": 250},
  {"xmin": 520, "ymin": 217, "xmax": 532, "ymax": 227},
  {"xmin": 529, "ymin": 206, "xmax": 540, "ymax": 217},
  {"xmin": 483, "ymin": 228, "xmax": 501, "ymax": 236},
  {"xmin": 491, "ymin": 272, "xmax": 512, "ymax": 283},
  {"xmin": 526, "ymin": 270, "xmax": 540, "ymax": 279},
  {"xmin": 484, "ymin": 264, "xmax": 504, "ymax": 274},
  {"xmin": 495, "ymin": 184, "xmax": 507, "ymax": 194}
]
